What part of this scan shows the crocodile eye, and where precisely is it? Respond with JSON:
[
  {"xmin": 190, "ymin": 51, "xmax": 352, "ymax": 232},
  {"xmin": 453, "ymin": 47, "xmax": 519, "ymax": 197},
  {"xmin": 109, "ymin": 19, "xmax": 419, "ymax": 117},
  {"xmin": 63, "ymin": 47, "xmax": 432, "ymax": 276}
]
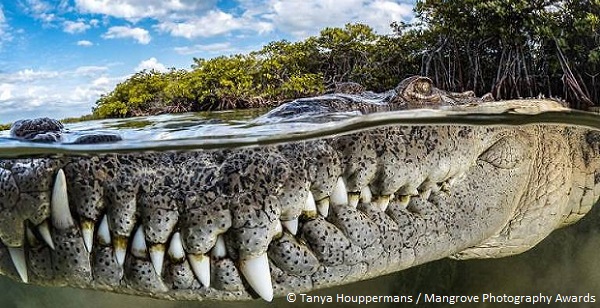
[
  {"xmin": 416, "ymin": 79, "xmax": 432, "ymax": 95},
  {"xmin": 478, "ymin": 135, "xmax": 527, "ymax": 169}
]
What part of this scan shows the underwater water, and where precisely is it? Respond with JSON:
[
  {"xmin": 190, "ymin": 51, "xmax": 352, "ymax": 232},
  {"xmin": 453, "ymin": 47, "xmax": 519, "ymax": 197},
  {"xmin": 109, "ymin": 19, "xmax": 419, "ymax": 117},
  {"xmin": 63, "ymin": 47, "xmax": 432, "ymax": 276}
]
[{"xmin": 1, "ymin": 104, "xmax": 600, "ymax": 307}]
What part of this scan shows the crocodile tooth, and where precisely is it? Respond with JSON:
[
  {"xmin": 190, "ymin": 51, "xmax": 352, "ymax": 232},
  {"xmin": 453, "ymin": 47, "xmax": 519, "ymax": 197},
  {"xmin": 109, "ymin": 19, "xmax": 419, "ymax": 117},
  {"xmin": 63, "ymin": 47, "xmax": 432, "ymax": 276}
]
[
  {"xmin": 348, "ymin": 192, "xmax": 360, "ymax": 208},
  {"xmin": 149, "ymin": 244, "xmax": 165, "ymax": 276},
  {"xmin": 398, "ymin": 195, "xmax": 410, "ymax": 208},
  {"xmin": 188, "ymin": 253, "xmax": 210, "ymax": 287},
  {"xmin": 240, "ymin": 253, "xmax": 273, "ymax": 302},
  {"xmin": 26, "ymin": 227, "xmax": 38, "ymax": 246},
  {"xmin": 407, "ymin": 188, "xmax": 419, "ymax": 196},
  {"xmin": 440, "ymin": 181, "xmax": 451, "ymax": 193},
  {"xmin": 274, "ymin": 220, "xmax": 283, "ymax": 238},
  {"xmin": 302, "ymin": 191, "xmax": 317, "ymax": 217},
  {"xmin": 114, "ymin": 236, "xmax": 128, "ymax": 266},
  {"xmin": 447, "ymin": 176, "xmax": 459, "ymax": 187},
  {"xmin": 8, "ymin": 246, "xmax": 28, "ymax": 283},
  {"xmin": 81, "ymin": 219, "xmax": 94, "ymax": 252},
  {"xmin": 131, "ymin": 227, "xmax": 147, "ymax": 259},
  {"xmin": 281, "ymin": 218, "xmax": 298, "ymax": 235},
  {"xmin": 98, "ymin": 215, "xmax": 111, "ymax": 246},
  {"xmin": 330, "ymin": 177, "xmax": 348, "ymax": 206},
  {"xmin": 360, "ymin": 186, "xmax": 372, "ymax": 204},
  {"xmin": 420, "ymin": 189, "xmax": 432, "ymax": 200},
  {"xmin": 38, "ymin": 220, "xmax": 55, "ymax": 250},
  {"xmin": 374, "ymin": 195, "xmax": 390, "ymax": 211},
  {"xmin": 167, "ymin": 232, "xmax": 185, "ymax": 262},
  {"xmin": 51, "ymin": 169, "xmax": 74, "ymax": 229},
  {"xmin": 211, "ymin": 234, "xmax": 227, "ymax": 258},
  {"xmin": 317, "ymin": 198, "xmax": 329, "ymax": 217}
]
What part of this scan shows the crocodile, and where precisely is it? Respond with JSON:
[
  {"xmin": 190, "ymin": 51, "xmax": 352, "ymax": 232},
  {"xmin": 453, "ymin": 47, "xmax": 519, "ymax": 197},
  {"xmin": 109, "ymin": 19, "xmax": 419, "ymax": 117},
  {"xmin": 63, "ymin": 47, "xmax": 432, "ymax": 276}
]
[
  {"xmin": 0, "ymin": 76, "xmax": 598, "ymax": 302},
  {"xmin": 262, "ymin": 76, "xmax": 490, "ymax": 120}
]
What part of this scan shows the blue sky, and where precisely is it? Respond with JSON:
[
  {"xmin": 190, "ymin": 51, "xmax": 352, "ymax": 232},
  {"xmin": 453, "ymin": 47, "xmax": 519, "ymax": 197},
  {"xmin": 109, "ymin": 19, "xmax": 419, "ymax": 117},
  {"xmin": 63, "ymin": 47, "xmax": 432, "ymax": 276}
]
[{"xmin": 0, "ymin": 0, "xmax": 415, "ymax": 123}]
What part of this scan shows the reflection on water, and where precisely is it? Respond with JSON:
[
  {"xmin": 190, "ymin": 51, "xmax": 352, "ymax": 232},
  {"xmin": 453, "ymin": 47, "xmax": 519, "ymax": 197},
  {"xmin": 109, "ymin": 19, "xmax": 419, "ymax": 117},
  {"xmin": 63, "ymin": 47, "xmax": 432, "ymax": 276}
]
[
  {"xmin": 3, "ymin": 103, "xmax": 600, "ymax": 157},
  {"xmin": 0, "ymin": 197, "xmax": 598, "ymax": 307},
  {"xmin": 1, "ymin": 105, "xmax": 600, "ymax": 307}
]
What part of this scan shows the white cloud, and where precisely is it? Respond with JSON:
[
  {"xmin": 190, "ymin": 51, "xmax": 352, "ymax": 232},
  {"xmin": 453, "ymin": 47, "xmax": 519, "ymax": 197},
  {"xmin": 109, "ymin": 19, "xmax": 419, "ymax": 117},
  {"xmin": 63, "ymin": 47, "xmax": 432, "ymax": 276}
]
[
  {"xmin": 155, "ymin": 0, "xmax": 412, "ymax": 39},
  {"xmin": 102, "ymin": 26, "xmax": 151, "ymax": 44},
  {"xmin": 63, "ymin": 19, "xmax": 91, "ymax": 33},
  {"xmin": 362, "ymin": 1, "xmax": 414, "ymax": 32},
  {"xmin": 0, "ymin": 83, "xmax": 14, "ymax": 100},
  {"xmin": 38, "ymin": 12, "xmax": 57, "ymax": 23},
  {"xmin": 74, "ymin": 65, "xmax": 109, "ymax": 77},
  {"xmin": 76, "ymin": 40, "xmax": 93, "ymax": 46},
  {"xmin": 0, "ymin": 69, "xmax": 60, "ymax": 82},
  {"xmin": 0, "ymin": 67, "xmax": 125, "ymax": 122},
  {"xmin": 173, "ymin": 42, "xmax": 234, "ymax": 55},
  {"xmin": 135, "ymin": 57, "xmax": 167, "ymax": 72},
  {"xmin": 68, "ymin": 0, "xmax": 412, "ymax": 41},
  {"xmin": 265, "ymin": 0, "xmax": 413, "ymax": 37},
  {"xmin": 71, "ymin": 77, "xmax": 115, "ymax": 102},
  {"xmin": 22, "ymin": 0, "xmax": 52, "ymax": 16},
  {"xmin": 92, "ymin": 76, "xmax": 110, "ymax": 87},
  {"xmin": 74, "ymin": 0, "xmax": 215, "ymax": 21},
  {"xmin": 0, "ymin": 6, "xmax": 13, "ymax": 47},
  {"xmin": 20, "ymin": 0, "xmax": 60, "ymax": 23},
  {"xmin": 156, "ymin": 10, "xmax": 245, "ymax": 39}
]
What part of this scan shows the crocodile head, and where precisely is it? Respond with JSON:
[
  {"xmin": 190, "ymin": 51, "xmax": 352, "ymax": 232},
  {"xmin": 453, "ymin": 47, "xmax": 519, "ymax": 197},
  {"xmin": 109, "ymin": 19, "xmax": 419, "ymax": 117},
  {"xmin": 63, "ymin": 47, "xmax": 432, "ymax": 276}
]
[
  {"xmin": 0, "ymin": 97, "xmax": 599, "ymax": 302},
  {"xmin": 391, "ymin": 76, "xmax": 484, "ymax": 107}
]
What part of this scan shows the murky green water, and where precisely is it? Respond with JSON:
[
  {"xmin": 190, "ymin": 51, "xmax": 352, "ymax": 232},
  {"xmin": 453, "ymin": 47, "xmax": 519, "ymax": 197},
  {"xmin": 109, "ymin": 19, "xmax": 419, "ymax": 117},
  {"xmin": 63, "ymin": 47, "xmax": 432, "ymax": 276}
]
[{"xmin": 1, "ymin": 105, "xmax": 600, "ymax": 307}]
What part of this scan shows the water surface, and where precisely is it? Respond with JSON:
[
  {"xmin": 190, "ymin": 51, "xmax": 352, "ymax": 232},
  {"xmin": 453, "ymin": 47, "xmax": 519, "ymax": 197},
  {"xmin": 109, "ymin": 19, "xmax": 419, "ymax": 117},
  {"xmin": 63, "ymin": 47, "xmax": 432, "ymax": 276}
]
[{"xmin": 2, "ymin": 102, "xmax": 600, "ymax": 157}]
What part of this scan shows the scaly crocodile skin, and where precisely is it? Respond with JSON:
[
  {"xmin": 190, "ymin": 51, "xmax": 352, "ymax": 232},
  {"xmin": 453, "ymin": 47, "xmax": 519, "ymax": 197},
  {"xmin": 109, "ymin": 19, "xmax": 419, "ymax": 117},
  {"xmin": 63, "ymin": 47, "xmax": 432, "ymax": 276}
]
[{"xmin": 0, "ymin": 104, "xmax": 598, "ymax": 301}]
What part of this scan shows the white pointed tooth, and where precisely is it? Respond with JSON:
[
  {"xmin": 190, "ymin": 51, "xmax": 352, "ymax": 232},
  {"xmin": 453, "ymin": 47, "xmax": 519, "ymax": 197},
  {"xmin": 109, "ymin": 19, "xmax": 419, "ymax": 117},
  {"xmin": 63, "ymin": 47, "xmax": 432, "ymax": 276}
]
[
  {"xmin": 360, "ymin": 186, "xmax": 372, "ymax": 204},
  {"xmin": 38, "ymin": 220, "xmax": 55, "ymax": 250},
  {"xmin": 374, "ymin": 195, "xmax": 390, "ymax": 211},
  {"xmin": 282, "ymin": 218, "xmax": 298, "ymax": 235},
  {"xmin": 168, "ymin": 232, "xmax": 185, "ymax": 262},
  {"xmin": 274, "ymin": 220, "xmax": 283, "ymax": 238},
  {"xmin": 81, "ymin": 220, "xmax": 94, "ymax": 252},
  {"xmin": 440, "ymin": 181, "xmax": 451, "ymax": 193},
  {"xmin": 397, "ymin": 186, "xmax": 417, "ymax": 196},
  {"xmin": 348, "ymin": 192, "xmax": 360, "ymax": 208},
  {"xmin": 302, "ymin": 191, "xmax": 317, "ymax": 217},
  {"xmin": 188, "ymin": 253, "xmax": 210, "ymax": 287},
  {"xmin": 98, "ymin": 215, "xmax": 111, "ymax": 246},
  {"xmin": 448, "ymin": 176, "xmax": 459, "ymax": 187},
  {"xmin": 317, "ymin": 197, "xmax": 329, "ymax": 217},
  {"xmin": 398, "ymin": 195, "xmax": 411, "ymax": 208},
  {"xmin": 330, "ymin": 177, "xmax": 348, "ymax": 206},
  {"xmin": 240, "ymin": 253, "xmax": 273, "ymax": 302},
  {"xmin": 131, "ymin": 227, "xmax": 147, "ymax": 259},
  {"xmin": 8, "ymin": 246, "xmax": 28, "ymax": 283},
  {"xmin": 51, "ymin": 169, "xmax": 74, "ymax": 229},
  {"xmin": 420, "ymin": 189, "xmax": 432, "ymax": 200},
  {"xmin": 26, "ymin": 228, "xmax": 38, "ymax": 246},
  {"xmin": 211, "ymin": 234, "xmax": 227, "ymax": 259},
  {"xmin": 149, "ymin": 244, "xmax": 165, "ymax": 276},
  {"xmin": 211, "ymin": 234, "xmax": 227, "ymax": 258},
  {"xmin": 114, "ymin": 236, "xmax": 127, "ymax": 266}
]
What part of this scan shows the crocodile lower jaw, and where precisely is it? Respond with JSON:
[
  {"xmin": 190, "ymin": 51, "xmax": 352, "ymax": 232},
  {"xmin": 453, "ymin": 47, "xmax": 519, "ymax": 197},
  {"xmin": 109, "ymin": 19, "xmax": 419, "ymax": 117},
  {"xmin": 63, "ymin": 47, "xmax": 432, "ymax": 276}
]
[{"xmin": 0, "ymin": 122, "xmax": 597, "ymax": 302}]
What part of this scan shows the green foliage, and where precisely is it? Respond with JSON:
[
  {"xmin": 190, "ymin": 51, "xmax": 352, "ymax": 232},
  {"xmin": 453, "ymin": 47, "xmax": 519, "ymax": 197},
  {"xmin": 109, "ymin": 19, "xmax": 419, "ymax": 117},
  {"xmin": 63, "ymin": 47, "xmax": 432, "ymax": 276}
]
[
  {"xmin": 91, "ymin": 1, "xmax": 600, "ymax": 119},
  {"xmin": 414, "ymin": 0, "xmax": 600, "ymax": 107}
]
